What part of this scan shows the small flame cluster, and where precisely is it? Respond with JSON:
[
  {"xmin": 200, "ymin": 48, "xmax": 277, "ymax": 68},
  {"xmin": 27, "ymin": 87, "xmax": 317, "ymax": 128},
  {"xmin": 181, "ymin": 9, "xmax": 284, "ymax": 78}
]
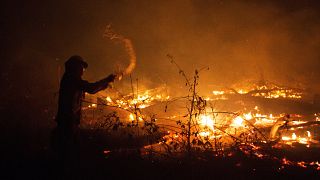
[
  {"xmin": 104, "ymin": 91, "xmax": 169, "ymax": 110},
  {"xmin": 281, "ymin": 131, "xmax": 312, "ymax": 146},
  {"xmin": 281, "ymin": 158, "xmax": 320, "ymax": 170},
  {"xmin": 196, "ymin": 109, "xmax": 317, "ymax": 146},
  {"xmin": 87, "ymin": 103, "xmax": 97, "ymax": 108},
  {"xmin": 196, "ymin": 106, "xmax": 280, "ymax": 140},
  {"xmin": 211, "ymin": 84, "xmax": 303, "ymax": 100},
  {"xmin": 251, "ymin": 88, "xmax": 302, "ymax": 99}
]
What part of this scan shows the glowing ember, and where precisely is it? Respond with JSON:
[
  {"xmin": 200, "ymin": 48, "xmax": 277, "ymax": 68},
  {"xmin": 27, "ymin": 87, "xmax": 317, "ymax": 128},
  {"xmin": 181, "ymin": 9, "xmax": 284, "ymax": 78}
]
[
  {"xmin": 103, "ymin": 150, "xmax": 111, "ymax": 154},
  {"xmin": 128, "ymin": 113, "xmax": 143, "ymax": 122},
  {"xmin": 243, "ymin": 113, "xmax": 253, "ymax": 120},
  {"xmin": 231, "ymin": 116, "xmax": 244, "ymax": 127},
  {"xmin": 88, "ymin": 103, "xmax": 97, "ymax": 108},
  {"xmin": 198, "ymin": 114, "xmax": 215, "ymax": 138},
  {"xmin": 292, "ymin": 133, "xmax": 297, "ymax": 140},
  {"xmin": 307, "ymin": 131, "xmax": 311, "ymax": 138},
  {"xmin": 199, "ymin": 115, "xmax": 214, "ymax": 130},
  {"xmin": 212, "ymin": 91, "xmax": 225, "ymax": 95},
  {"xmin": 129, "ymin": 113, "xmax": 135, "ymax": 121},
  {"xmin": 237, "ymin": 89, "xmax": 248, "ymax": 94},
  {"xmin": 105, "ymin": 96, "xmax": 112, "ymax": 103}
]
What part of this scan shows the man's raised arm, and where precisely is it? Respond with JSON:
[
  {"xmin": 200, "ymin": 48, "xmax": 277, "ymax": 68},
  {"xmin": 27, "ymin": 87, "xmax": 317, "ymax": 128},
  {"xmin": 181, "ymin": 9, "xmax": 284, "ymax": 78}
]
[{"xmin": 81, "ymin": 74, "xmax": 116, "ymax": 94}]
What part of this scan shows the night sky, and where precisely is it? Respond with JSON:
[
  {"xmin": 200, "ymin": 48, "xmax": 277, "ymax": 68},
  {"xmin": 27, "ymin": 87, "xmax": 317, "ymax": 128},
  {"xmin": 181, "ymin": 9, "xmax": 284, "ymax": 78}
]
[{"xmin": 1, "ymin": 0, "xmax": 320, "ymax": 130}]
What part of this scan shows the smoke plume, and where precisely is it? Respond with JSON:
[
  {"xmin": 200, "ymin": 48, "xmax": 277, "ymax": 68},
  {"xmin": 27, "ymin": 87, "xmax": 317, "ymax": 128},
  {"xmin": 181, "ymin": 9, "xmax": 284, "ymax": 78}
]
[{"xmin": 103, "ymin": 24, "xmax": 136, "ymax": 76}]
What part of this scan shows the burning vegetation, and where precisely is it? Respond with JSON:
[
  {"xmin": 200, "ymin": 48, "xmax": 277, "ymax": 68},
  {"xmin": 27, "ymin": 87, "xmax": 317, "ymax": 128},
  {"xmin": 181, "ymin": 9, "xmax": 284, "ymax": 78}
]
[{"xmin": 80, "ymin": 55, "xmax": 320, "ymax": 172}]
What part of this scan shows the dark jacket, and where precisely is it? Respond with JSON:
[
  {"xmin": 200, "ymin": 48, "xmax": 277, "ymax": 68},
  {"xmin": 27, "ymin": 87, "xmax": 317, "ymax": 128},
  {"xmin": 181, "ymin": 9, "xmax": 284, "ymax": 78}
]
[{"xmin": 56, "ymin": 73, "xmax": 114, "ymax": 126}]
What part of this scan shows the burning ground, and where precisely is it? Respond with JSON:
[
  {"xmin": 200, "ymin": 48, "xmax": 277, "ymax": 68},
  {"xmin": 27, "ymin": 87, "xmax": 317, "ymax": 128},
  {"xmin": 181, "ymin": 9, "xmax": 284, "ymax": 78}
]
[{"xmin": 80, "ymin": 67, "xmax": 320, "ymax": 176}]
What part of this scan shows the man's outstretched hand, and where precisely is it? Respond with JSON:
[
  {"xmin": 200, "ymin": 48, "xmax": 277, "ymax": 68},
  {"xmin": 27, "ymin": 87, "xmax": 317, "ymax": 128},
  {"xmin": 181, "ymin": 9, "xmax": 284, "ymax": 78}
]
[{"xmin": 107, "ymin": 74, "xmax": 117, "ymax": 82}]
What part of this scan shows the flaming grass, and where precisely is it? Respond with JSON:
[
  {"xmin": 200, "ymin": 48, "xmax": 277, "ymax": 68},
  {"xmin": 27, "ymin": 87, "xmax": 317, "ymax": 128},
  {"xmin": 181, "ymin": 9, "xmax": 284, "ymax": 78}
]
[{"xmin": 80, "ymin": 55, "xmax": 320, "ymax": 171}]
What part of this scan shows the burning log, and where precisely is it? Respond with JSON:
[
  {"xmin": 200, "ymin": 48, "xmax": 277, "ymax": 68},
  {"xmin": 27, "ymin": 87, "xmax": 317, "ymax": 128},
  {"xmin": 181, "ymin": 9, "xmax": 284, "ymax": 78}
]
[
  {"xmin": 279, "ymin": 121, "xmax": 320, "ymax": 130},
  {"xmin": 270, "ymin": 115, "xmax": 291, "ymax": 140}
]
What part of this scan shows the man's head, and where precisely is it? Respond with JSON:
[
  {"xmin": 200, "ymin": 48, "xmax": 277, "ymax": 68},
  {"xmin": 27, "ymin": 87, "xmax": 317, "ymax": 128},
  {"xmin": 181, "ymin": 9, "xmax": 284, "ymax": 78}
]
[{"xmin": 65, "ymin": 55, "xmax": 88, "ymax": 77}]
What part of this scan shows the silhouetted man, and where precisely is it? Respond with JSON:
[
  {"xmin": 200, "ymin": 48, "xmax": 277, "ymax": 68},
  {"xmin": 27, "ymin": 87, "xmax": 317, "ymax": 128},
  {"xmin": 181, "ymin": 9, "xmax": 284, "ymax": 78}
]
[{"xmin": 53, "ymin": 55, "xmax": 116, "ymax": 159}]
